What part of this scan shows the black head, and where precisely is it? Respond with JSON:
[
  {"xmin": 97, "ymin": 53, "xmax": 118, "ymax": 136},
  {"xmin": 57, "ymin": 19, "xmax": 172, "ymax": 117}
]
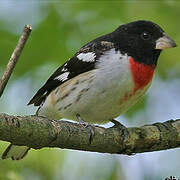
[{"xmin": 111, "ymin": 20, "xmax": 176, "ymax": 66}]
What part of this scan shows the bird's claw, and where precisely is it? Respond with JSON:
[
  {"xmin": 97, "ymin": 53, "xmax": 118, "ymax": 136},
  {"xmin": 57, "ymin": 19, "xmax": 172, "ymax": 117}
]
[
  {"xmin": 111, "ymin": 119, "xmax": 129, "ymax": 142},
  {"xmin": 76, "ymin": 113, "xmax": 95, "ymax": 144}
]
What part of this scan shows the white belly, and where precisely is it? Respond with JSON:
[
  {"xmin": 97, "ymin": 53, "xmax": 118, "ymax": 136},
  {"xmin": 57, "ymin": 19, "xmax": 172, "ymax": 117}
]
[{"xmin": 38, "ymin": 49, "xmax": 150, "ymax": 123}]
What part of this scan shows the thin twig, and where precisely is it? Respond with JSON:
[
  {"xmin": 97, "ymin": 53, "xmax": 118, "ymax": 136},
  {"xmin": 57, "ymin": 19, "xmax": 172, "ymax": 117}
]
[{"xmin": 0, "ymin": 25, "xmax": 32, "ymax": 98}]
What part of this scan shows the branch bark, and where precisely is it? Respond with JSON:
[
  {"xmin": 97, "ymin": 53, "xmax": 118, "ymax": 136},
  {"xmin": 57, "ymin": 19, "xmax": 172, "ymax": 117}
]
[
  {"xmin": 0, "ymin": 113, "xmax": 180, "ymax": 155},
  {"xmin": 0, "ymin": 25, "xmax": 32, "ymax": 98}
]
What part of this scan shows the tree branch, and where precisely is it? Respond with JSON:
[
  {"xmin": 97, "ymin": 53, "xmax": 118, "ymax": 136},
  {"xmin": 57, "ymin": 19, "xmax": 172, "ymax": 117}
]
[
  {"xmin": 0, "ymin": 25, "xmax": 32, "ymax": 98},
  {"xmin": 0, "ymin": 113, "xmax": 180, "ymax": 155}
]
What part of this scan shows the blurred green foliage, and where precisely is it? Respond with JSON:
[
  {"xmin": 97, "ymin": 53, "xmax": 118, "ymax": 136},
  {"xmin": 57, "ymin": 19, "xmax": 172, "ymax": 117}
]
[
  {"xmin": 0, "ymin": 0, "xmax": 180, "ymax": 180},
  {"xmin": 0, "ymin": 142, "xmax": 66, "ymax": 180}
]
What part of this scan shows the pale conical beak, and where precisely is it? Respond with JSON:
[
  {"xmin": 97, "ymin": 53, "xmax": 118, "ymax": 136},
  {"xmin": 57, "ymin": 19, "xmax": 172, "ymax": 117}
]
[{"xmin": 156, "ymin": 34, "xmax": 177, "ymax": 50}]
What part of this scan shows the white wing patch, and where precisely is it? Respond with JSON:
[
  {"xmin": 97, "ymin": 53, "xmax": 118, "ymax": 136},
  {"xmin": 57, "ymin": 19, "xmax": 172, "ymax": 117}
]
[
  {"xmin": 61, "ymin": 67, "xmax": 67, "ymax": 72},
  {"xmin": 54, "ymin": 72, "xmax": 70, "ymax": 82},
  {"xmin": 77, "ymin": 52, "xmax": 96, "ymax": 62}
]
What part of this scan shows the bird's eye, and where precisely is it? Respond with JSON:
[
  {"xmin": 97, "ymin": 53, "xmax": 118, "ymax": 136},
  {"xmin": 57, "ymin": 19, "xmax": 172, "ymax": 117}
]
[{"xmin": 141, "ymin": 32, "xmax": 151, "ymax": 40}]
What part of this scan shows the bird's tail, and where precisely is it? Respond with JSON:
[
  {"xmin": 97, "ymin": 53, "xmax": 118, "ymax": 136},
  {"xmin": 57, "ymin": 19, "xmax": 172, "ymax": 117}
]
[{"xmin": 2, "ymin": 144, "xmax": 30, "ymax": 160}]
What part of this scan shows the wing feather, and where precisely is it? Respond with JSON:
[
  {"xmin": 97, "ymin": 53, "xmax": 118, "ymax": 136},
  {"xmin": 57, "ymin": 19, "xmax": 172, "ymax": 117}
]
[{"xmin": 28, "ymin": 40, "xmax": 115, "ymax": 106}]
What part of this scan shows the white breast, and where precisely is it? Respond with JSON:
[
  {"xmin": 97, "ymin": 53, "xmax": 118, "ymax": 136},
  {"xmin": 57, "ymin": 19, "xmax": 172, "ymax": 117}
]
[{"xmin": 39, "ymin": 49, "xmax": 148, "ymax": 123}]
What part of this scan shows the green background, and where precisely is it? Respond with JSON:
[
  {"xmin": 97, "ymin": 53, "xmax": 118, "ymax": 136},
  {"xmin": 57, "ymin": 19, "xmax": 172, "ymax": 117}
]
[{"xmin": 0, "ymin": 1, "xmax": 180, "ymax": 180}]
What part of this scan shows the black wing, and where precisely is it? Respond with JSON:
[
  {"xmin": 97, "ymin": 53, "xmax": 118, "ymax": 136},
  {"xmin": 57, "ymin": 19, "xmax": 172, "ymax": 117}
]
[{"xmin": 28, "ymin": 40, "xmax": 115, "ymax": 106}]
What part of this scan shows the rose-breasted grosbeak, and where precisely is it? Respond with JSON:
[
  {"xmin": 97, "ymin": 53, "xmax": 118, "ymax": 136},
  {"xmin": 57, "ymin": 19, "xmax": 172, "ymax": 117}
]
[{"xmin": 2, "ymin": 20, "xmax": 176, "ymax": 160}]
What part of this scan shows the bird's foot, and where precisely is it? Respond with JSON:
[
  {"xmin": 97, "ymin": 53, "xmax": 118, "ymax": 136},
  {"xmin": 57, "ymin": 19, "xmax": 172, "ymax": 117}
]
[
  {"xmin": 110, "ymin": 119, "xmax": 129, "ymax": 142},
  {"xmin": 76, "ymin": 113, "xmax": 95, "ymax": 144}
]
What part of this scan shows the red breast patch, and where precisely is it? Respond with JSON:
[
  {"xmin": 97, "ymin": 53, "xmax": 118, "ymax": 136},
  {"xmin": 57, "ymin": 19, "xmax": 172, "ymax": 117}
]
[{"xmin": 129, "ymin": 57, "xmax": 155, "ymax": 92}]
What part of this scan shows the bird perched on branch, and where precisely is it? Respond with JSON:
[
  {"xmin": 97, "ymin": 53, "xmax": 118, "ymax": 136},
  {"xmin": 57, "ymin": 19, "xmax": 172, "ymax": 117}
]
[{"xmin": 2, "ymin": 20, "xmax": 177, "ymax": 160}]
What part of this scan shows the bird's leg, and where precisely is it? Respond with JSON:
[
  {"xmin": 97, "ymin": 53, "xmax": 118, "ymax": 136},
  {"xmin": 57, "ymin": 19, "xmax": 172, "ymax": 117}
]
[
  {"xmin": 110, "ymin": 119, "xmax": 129, "ymax": 142},
  {"xmin": 76, "ymin": 113, "xmax": 95, "ymax": 144}
]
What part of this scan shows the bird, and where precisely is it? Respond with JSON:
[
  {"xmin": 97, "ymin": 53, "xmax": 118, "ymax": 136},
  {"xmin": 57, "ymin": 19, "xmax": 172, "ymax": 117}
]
[{"xmin": 2, "ymin": 20, "xmax": 177, "ymax": 160}]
